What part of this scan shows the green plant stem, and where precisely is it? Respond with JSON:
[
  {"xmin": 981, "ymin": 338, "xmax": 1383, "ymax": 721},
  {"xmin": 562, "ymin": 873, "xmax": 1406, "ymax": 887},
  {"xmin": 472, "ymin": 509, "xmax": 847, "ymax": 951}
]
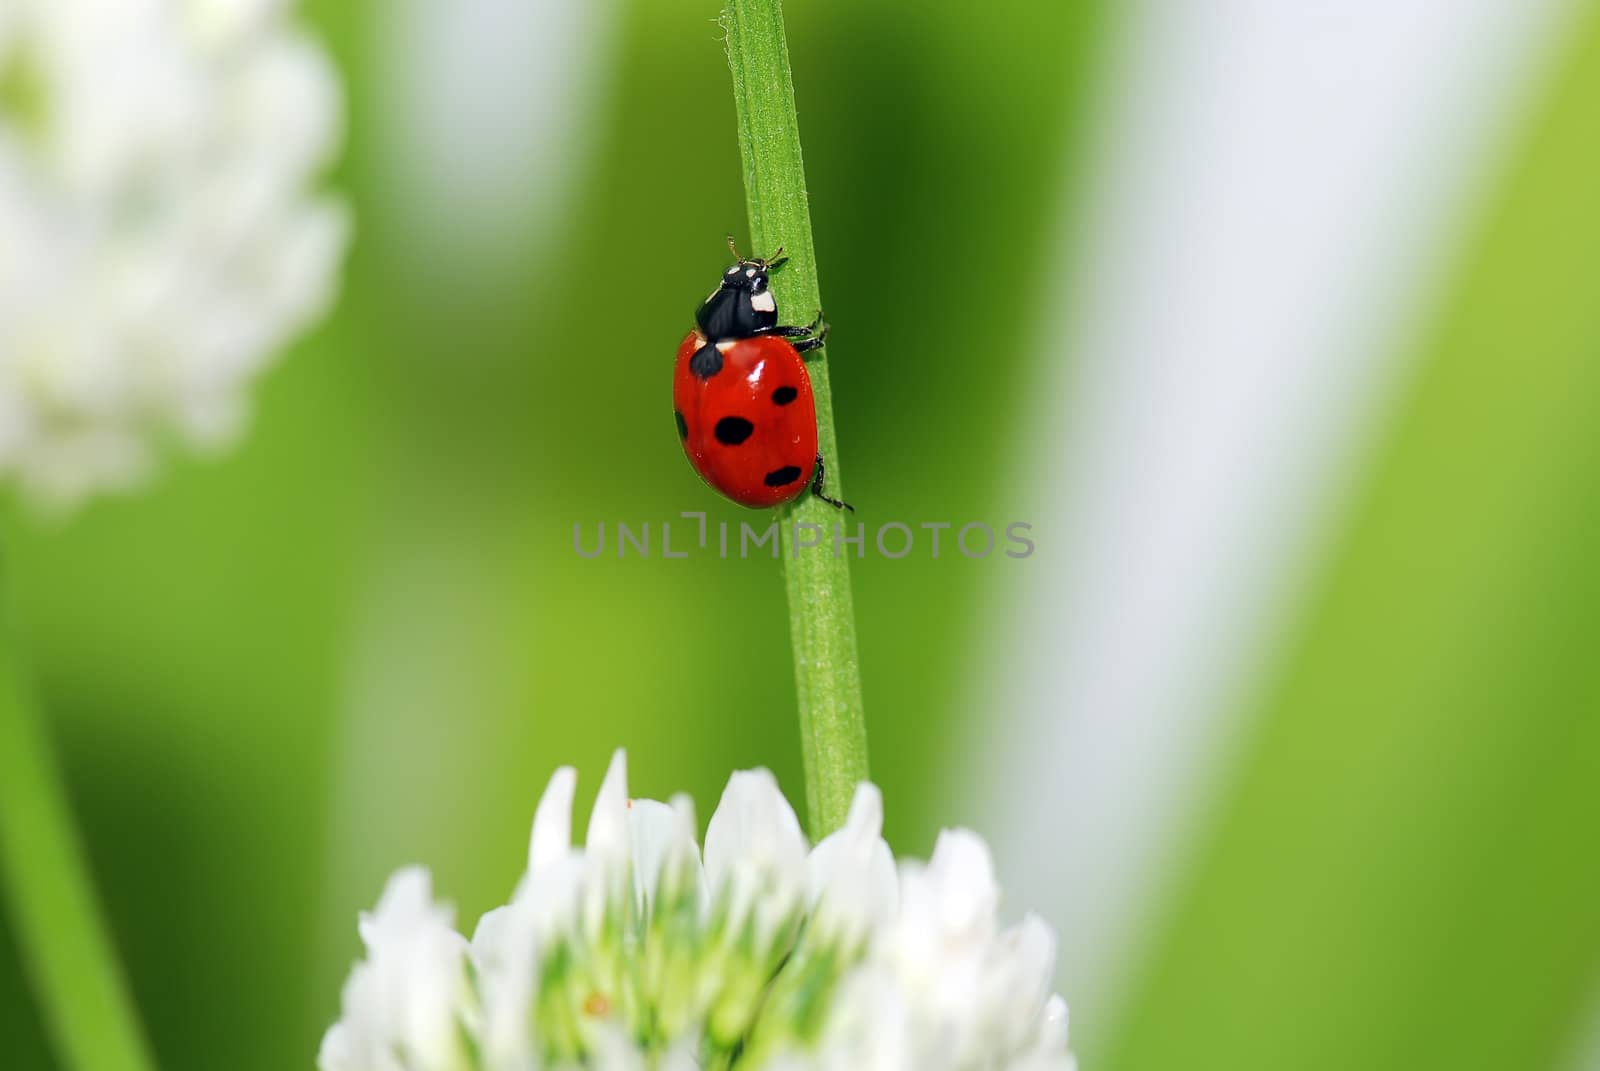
[
  {"xmin": 722, "ymin": 0, "xmax": 869, "ymax": 839},
  {"xmin": 0, "ymin": 567, "xmax": 155, "ymax": 1071}
]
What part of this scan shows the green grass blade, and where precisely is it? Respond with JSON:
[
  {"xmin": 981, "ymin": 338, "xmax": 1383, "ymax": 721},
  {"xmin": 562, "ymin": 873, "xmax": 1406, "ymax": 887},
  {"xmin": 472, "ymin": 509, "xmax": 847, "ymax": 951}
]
[
  {"xmin": 0, "ymin": 576, "xmax": 155, "ymax": 1071},
  {"xmin": 722, "ymin": 0, "xmax": 868, "ymax": 838}
]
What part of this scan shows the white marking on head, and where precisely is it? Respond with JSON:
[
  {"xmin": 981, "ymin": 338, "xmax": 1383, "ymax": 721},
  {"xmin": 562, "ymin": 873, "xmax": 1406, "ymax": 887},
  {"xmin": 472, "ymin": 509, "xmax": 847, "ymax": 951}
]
[
  {"xmin": 745, "ymin": 268, "xmax": 756, "ymax": 278},
  {"xmin": 727, "ymin": 266, "xmax": 740, "ymax": 275},
  {"xmin": 750, "ymin": 290, "xmax": 776, "ymax": 314}
]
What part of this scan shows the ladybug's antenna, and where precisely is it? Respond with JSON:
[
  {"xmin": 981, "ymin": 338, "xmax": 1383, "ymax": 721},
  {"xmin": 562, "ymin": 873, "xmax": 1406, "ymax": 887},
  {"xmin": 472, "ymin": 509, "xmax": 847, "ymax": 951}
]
[
  {"xmin": 763, "ymin": 245, "xmax": 787, "ymax": 271},
  {"xmin": 726, "ymin": 234, "xmax": 742, "ymax": 261}
]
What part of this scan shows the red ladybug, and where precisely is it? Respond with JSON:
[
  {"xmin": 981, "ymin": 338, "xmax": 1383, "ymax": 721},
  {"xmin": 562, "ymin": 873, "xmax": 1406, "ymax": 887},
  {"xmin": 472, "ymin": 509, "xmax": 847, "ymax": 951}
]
[{"xmin": 673, "ymin": 238, "xmax": 851, "ymax": 510}]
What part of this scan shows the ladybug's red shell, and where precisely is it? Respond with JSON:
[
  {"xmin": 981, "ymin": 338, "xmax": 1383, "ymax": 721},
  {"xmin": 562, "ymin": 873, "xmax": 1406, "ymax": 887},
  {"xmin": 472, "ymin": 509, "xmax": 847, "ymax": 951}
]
[{"xmin": 673, "ymin": 330, "xmax": 817, "ymax": 508}]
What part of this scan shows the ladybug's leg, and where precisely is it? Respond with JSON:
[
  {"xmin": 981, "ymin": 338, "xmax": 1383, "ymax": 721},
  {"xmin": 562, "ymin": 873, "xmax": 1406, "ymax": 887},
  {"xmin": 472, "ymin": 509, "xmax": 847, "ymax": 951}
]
[
  {"xmin": 771, "ymin": 309, "xmax": 825, "ymax": 336},
  {"xmin": 793, "ymin": 331, "xmax": 828, "ymax": 354},
  {"xmin": 810, "ymin": 454, "xmax": 853, "ymax": 512},
  {"xmin": 772, "ymin": 310, "xmax": 829, "ymax": 352}
]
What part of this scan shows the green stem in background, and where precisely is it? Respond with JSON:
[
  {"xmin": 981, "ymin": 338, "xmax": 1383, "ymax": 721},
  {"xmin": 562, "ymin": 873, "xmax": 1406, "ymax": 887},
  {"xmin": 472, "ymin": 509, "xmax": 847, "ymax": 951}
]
[
  {"xmin": 722, "ymin": 0, "xmax": 868, "ymax": 839},
  {"xmin": 0, "ymin": 567, "xmax": 155, "ymax": 1071}
]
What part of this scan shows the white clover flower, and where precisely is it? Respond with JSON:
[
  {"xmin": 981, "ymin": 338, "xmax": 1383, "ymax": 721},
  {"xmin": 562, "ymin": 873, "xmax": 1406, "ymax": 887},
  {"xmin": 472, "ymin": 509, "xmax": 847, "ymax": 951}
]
[
  {"xmin": 0, "ymin": 0, "xmax": 348, "ymax": 507},
  {"xmin": 321, "ymin": 752, "xmax": 1075, "ymax": 1071}
]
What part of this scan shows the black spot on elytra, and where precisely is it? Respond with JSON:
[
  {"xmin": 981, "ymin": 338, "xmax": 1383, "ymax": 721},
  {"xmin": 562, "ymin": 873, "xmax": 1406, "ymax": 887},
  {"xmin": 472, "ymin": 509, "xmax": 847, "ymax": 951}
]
[
  {"xmin": 689, "ymin": 343, "xmax": 723, "ymax": 378},
  {"xmin": 763, "ymin": 465, "xmax": 803, "ymax": 487},
  {"xmin": 674, "ymin": 410, "xmax": 687, "ymax": 440},
  {"xmin": 714, "ymin": 416, "xmax": 754, "ymax": 445},
  {"xmin": 771, "ymin": 386, "xmax": 798, "ymax": 406}
]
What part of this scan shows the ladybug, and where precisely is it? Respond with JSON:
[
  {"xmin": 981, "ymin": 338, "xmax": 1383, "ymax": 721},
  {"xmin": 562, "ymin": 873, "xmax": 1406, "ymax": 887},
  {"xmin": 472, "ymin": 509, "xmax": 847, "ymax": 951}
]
[{"xmin": 673, "ymin": 237, "xmax": 851, "ymax": 511}]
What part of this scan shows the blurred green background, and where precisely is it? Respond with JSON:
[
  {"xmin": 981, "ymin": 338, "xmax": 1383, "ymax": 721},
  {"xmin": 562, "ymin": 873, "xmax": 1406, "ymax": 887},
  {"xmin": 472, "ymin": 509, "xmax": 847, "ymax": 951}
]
[{"xmin": 3, "ymin": 1, "xmax": 1599, "ymax": 1069}]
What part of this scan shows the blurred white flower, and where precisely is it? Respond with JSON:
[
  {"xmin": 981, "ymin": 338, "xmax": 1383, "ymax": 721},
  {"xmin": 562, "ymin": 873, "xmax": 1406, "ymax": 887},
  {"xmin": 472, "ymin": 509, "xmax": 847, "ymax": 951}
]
[
  {"xmin": 0, "ymin": 0, "xmax": 348, "ymax": 508},
  {"xmin": 321, "ymin": 752, "xmax": 1074, "ymax": 1071}
]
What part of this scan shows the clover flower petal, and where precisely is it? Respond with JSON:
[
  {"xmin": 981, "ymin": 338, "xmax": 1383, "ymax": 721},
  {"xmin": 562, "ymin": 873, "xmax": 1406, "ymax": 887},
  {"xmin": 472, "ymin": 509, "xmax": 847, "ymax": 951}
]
[{"xmin": 322, "ymin": 752, "xmax": 1074, "ymax": 1071}]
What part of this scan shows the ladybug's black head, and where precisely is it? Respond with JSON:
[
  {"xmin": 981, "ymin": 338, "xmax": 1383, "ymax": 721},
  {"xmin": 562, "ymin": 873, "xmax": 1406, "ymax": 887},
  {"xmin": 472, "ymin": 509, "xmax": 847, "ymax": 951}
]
[
  {"xmin": 696, "ymin": 238, "xmax": 787, "ymax": 340},
  {"xmin": 718, "ymin": 234, "xmax": 788, "ymax": 300},
  {"xmin": 719, "ymin": 259, "xmax": 776, "ymax": 296}
]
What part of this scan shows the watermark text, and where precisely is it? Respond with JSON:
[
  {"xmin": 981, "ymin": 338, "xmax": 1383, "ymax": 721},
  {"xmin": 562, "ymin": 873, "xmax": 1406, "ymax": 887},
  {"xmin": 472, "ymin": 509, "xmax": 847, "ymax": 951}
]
[{"xmin": 573, "ymin": 514, "xmax": 1034, "ymax": 560}]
